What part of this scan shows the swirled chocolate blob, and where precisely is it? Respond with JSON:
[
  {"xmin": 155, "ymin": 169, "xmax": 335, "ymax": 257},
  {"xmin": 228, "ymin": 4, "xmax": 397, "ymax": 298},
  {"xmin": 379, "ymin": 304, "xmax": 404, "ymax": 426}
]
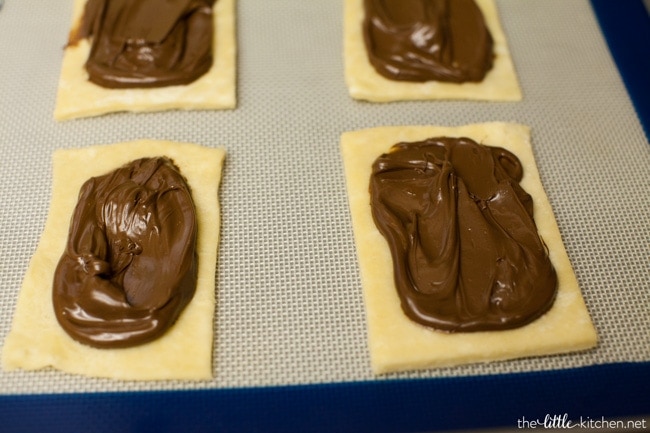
[
  {"xmin": 370, "ymin": 138, "xmax": 557, "ymax": 332},
  {"xmin": 53, "ymin": 157, "xmax": 198, "ymax": 348},
  {"xmin": 70, "ymin": 0, "xmax": 216, "ymax": 89},
  {"xmin": 363, "ymin": 0, "xmax": 494, "ymax": 82}
]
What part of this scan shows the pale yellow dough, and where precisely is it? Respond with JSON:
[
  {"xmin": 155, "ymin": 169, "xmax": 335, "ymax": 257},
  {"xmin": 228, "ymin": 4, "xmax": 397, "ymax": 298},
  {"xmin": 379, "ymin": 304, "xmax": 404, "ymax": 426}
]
[
  {"xmin": 54, "ymin": 0, "xmax": 236, "ymax": 121},
  {"xmin": 344, "ymin": 0, "xmax": 522, "ymax": 102},
  {"xmin": 1, "ymin": 140, "xmax": 226, "ymax": 380},
  {"xmin": 340, "ymin": 123, "xmax": 597, "ymax": 374}
]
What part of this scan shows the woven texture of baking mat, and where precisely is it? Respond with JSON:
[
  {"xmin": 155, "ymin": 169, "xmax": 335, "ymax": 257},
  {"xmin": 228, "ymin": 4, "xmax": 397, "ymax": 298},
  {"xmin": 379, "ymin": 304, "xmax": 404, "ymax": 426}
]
[{"xmin": 0, "ymin": 0, "xmax": 648, "ymax": 395}]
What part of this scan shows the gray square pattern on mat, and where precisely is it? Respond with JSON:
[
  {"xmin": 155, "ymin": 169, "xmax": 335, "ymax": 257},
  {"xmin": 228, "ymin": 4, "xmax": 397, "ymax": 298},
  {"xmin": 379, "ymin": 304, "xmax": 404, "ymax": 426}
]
[{"xmin": 0, "ymin": 0, "xmax": 648, "ymax": 394}]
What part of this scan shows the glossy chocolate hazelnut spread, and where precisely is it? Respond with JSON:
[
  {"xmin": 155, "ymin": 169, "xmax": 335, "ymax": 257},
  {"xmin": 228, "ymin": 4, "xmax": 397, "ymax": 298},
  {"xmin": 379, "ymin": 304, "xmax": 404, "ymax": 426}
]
[
  {"xmin": 53, "ymin": 157, "xmax": 198, "ymax": 348},
  {"xmin": 363, "ymin": 0, "xmax": 494, "ymax": 82},
  {"xmin": 370, "ymin": 137, "xmax": 557, "ymax": 332},
  {"xmin": 69, "ymin": 0, "xmax": 216, "ymax": 89}
]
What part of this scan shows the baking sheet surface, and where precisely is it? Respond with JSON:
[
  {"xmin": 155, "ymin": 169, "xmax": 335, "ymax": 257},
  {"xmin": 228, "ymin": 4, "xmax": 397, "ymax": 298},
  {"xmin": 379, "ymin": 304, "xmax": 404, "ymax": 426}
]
[{"xmin": 0, "ymin": 0, "xmax": 648, "ymax": 395}]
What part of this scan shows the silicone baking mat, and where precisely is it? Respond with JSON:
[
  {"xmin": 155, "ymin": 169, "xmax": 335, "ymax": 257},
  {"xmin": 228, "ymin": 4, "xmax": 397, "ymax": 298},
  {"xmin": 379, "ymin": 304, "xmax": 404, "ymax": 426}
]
[{"xmin": 0, "ymin": 0, "xmax": 648, "ymax": 431}]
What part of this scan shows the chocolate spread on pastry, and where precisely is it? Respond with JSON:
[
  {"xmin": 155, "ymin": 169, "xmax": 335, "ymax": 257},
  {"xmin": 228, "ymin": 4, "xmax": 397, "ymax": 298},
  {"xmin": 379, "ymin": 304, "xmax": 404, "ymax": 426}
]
[
  {"xmin": 69, "ymin": 0, "xmax": 216, "ymax": 88},
  {"xmin": 362, "ymin": 0, "xmax": 494, "ymax": 82},
  {"xmin": 370, "ymin": 137, "xmax": 557, "ymax": 332},
  {"xmin": 53, "ymin": 157, "xmax": 198, "ymax": 348}
]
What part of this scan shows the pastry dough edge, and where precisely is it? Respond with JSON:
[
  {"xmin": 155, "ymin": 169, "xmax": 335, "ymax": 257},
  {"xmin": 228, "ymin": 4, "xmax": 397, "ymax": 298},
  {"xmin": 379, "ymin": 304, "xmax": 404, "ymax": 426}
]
[
  {"xmin": 343, "ymin": 0, "xmax": 523, "ymax": 102},
  {"xmin": 1, "ymin": 140, "xmax": 226, "ymax": 381},
  {"xmin": 53, "ymin": 0, "xmax": 237, "ymax": 121},
  {"xmin": 339, "ymin": 122, "xmax": 597, "ymax": 375}
]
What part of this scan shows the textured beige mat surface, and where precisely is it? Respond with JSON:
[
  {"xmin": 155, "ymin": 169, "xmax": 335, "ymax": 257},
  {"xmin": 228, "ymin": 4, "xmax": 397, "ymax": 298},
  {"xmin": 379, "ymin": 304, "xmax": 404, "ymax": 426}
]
[{"xmin": 0, "ymin": 0, "xmax": 648, "ymax": 394}]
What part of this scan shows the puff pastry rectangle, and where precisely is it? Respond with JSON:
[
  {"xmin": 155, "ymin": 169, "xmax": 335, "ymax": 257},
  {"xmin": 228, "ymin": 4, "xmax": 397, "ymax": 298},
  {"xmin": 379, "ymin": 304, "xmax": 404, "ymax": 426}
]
[
  {"xmin": 54, "ymin": 0, "xmax": 236, "ymax": 120},
  {"xmin": 343, "ymin": 0, "xmax": 522, "ymax": 102},
  {"xmin": 2, "ymin": 140, "xmax": 225, "ymax": 380},
  {"xmin": 340, "ymin": 123, "xmax": 596, "ymax": 374}
]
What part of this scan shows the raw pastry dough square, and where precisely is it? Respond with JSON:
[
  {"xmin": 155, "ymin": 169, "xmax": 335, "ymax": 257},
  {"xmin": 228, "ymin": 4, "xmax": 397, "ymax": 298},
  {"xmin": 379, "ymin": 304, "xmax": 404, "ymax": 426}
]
[
  {"xmin": 54, "ymin": 0, "xmax": 236, "ymax": 121},
  {"xmin": 343, "ymin": 0, "xmax": 522, "ymax": 102},
  {"xmin": 340, "ymin": 123, "xmax": 597, "ymax": 374},
  {"xmin": 1, "ymin": 140, "xmax": 226, "ymax": 380}
]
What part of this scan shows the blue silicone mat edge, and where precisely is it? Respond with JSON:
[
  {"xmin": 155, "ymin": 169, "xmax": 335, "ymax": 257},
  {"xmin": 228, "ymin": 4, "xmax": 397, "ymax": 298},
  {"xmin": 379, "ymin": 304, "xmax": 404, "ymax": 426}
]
[
  {"xmin": 591, "ymin": 0, "xmax": 650, "ymax": 141},
  {"xmin": 1, "ymin": 1, "xmax": 648, "ymax": 432},
  {"xmin": 1, "ymin": 362, "xmax": 649, "ymax": 432}
]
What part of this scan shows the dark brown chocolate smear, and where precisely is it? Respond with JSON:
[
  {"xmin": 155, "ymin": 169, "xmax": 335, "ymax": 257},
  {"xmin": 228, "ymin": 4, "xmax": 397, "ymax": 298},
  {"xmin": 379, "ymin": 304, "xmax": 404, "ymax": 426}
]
[
  {"xmin": 370, "ymin": 137, "xmax": 557, "ymax": 332},
  {"xmin": 69, "ymin": 0, "xmax": 216, "ymax": 89},
  {"xmin": 53, "ymin": 157, "xmax": 198, "ymax": 348},
  {"xmin": 363, "ymin": 0, "xmax": 494, "ymax": 82}
]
